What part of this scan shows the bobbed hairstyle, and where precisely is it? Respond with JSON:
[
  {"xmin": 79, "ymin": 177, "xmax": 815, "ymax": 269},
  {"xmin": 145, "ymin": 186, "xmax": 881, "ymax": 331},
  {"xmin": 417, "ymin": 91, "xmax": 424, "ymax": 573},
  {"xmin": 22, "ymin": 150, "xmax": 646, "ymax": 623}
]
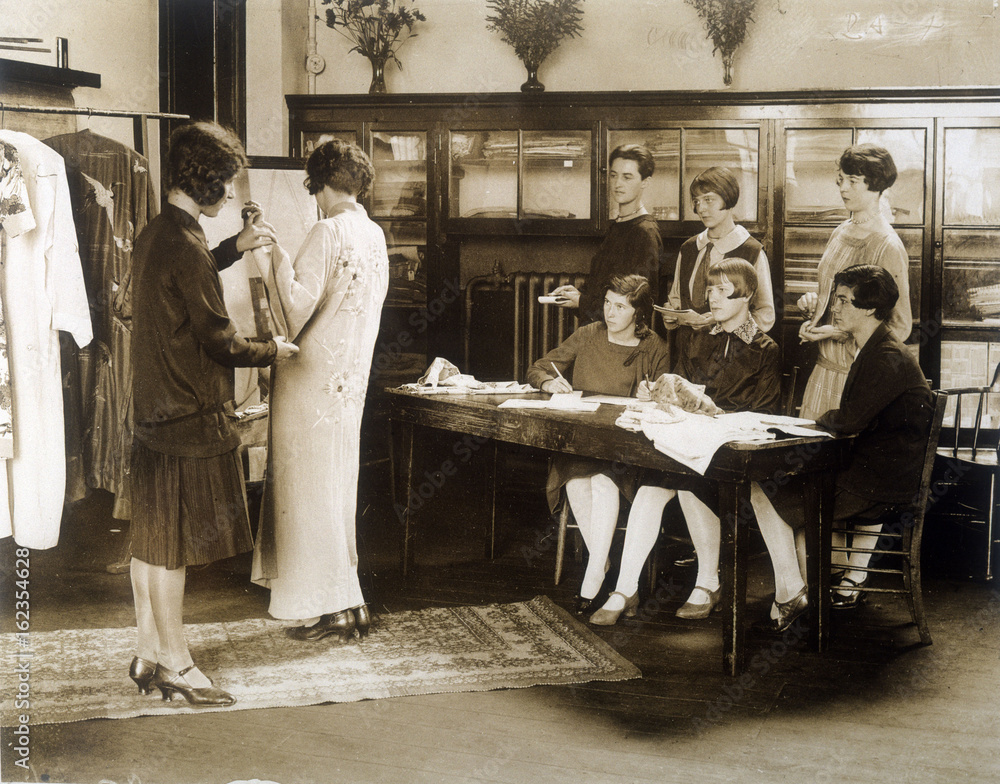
[
  {"xmin": 304, "ymin": 139, "xmax": 375, "ymax": 198},
  {"xmin": 165, "ymin": 122, "xmax": 248, "ymax": 207},
  {"xmin": 609, "ymin": 144, "xmax": 655, "ymax": 180},
  {"xmin": 689, "ymin": 166, "xmax": 740, "ymax": 210},
  {"xmin": 838, "ymin": 143, "xmax": 897, "ymax": 194},
  {"xmin": 706, "ymin": 258, "xmax": 758, "ymax": 301},
  {"xmin": 832, "ymin": 264, "xmax": 899, "ymax": 322},
  {"xmin": 605, "ymin": 274, "xmax": 654, "ymax": 339}
]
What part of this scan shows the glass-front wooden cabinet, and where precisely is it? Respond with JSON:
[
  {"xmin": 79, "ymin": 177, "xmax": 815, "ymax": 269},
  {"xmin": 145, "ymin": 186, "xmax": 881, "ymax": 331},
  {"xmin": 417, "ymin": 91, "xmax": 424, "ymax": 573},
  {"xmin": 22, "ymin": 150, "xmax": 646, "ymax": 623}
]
[{"xmin": 286, "ymin": 89, "xmax": 1000, "ymax": 387}]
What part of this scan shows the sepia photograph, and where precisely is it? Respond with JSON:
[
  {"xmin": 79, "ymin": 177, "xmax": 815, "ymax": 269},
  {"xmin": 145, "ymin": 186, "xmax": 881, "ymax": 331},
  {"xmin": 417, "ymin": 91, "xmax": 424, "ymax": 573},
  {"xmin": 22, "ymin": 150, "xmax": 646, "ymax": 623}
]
[{"xmin": 0, "ymin": 1, "xmax": 998, "ymax": 782}]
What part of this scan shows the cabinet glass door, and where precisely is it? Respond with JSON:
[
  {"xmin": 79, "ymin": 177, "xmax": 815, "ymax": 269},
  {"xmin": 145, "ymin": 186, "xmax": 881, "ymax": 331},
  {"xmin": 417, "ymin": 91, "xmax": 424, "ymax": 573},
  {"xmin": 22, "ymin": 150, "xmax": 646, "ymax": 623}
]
[
  {"xmin": 370, "ymin": 131, "xmax": 427, "ymax": 219},
  {"xmin": 449, "ymin": 130, "xmax": 518, "ymax": 218},
  {"xmin": 522, "ymin": 130, "xmax": 591, "ymax": 220},
  {"xmin": 381, "ymin": 220, "xmax": 427, "ymax": 307},
  {"xmin": 607, "ymin": 130, "xmax": 680, "ymax": 220},
  {"xmin": 941, "ymin": 127, "xmax": 1000, "ymax": 327},
  {"xmin": 369, "ymin": 131, "xmax": 428, "ymax": 307}
]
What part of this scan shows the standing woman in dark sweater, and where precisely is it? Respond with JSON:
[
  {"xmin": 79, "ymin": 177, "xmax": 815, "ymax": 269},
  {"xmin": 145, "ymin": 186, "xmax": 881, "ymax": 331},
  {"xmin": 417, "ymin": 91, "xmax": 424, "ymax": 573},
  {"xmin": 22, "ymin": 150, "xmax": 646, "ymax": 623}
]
[
  {"xmin": 128, "ymin": 123, "xmax": 298, "ymax": 706},
  {"xmin": 526, "ymin": 275, "xmax": 670, "ymax": 613},
  {"xmin": 551, "ymin": 145, "xmax": 664, "ymax": 325}
]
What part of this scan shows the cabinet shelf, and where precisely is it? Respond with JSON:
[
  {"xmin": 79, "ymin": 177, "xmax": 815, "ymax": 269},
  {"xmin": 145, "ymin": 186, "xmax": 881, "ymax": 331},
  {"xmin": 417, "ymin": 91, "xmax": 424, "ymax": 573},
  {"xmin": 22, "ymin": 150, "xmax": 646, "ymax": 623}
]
[{"xmin": 0, "ymin": 58, "xmax": 100, "ymax": 89}]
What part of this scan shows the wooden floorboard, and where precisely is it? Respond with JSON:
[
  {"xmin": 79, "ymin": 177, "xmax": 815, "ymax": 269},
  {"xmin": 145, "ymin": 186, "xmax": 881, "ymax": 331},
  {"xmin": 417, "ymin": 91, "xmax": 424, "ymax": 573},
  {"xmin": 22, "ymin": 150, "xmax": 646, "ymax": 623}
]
[{"xmin": 2, "ymin": 487, "xmax": 998, "ymax": 784}]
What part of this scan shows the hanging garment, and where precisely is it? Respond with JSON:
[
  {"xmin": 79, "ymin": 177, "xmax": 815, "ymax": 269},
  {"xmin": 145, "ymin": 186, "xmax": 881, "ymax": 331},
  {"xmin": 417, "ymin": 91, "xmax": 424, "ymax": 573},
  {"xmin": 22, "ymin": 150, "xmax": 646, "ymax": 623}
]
[
  {"xmin": 1, "ymin": 139, "xmax": 35, "ymax": 460},
  {"xmin": 45, "ymin": 130, "xmax": 157, "ymax": 517},
  {"xmin": 0, "ymin": 130, "xmax": 93, "ymax": 548}
]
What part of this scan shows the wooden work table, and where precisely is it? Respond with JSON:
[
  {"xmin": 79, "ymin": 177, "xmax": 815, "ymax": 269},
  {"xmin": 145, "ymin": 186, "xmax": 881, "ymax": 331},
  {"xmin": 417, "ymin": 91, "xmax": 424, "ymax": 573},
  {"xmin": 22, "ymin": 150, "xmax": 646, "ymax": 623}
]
[{"xmin": 386, "ymin": 388, "xmax": 852, "ymax": 675}]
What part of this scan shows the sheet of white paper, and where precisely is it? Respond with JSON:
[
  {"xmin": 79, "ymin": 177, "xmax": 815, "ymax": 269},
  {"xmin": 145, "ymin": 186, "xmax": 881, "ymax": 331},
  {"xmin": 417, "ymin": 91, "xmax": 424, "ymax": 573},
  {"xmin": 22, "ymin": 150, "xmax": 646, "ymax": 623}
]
[{"xmin": 583, "ymin": 394, "xmax": 637, "ymax": 405}]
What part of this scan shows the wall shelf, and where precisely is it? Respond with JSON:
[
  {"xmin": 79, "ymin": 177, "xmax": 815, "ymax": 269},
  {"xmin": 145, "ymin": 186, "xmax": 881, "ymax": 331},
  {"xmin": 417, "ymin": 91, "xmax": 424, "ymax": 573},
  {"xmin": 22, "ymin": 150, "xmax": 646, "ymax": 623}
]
[{"xmin": 0, "ymin": 58, "xmax": 100, "ymax": 89}]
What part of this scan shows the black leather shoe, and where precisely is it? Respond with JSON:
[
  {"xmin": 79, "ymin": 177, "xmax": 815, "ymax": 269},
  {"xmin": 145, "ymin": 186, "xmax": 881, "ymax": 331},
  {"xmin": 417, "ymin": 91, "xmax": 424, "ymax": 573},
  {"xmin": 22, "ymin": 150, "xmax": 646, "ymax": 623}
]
[
  {"xmin": 754, "ymin": 587, "xmax": 808, "ymax": 634},
  {"xmin": 353, "ymin": 604, "xmax": 372, "ymax": 639},
  {"xmin": 831, "ymin": 576, "xmax": 867, "ymax": 610},
  {"xmin": 153, "ymin": 664, "xmax": 236, "ymax": 707},
  {"xmin": 573, "ymin": 595, "xmax": 598, "ymax": 615},
  {"xmin": 129, "ymin": 656, "xmax": 157, "ymax": 695},
  {"xmin": 286, "ymin": 610, "xmax": 356, "ymax": 643}
]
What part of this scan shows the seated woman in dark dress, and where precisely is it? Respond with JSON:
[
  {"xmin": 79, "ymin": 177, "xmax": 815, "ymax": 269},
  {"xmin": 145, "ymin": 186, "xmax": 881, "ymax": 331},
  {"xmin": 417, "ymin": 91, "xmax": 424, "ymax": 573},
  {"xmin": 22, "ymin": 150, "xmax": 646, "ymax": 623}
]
[
  {"xmin": 590, "ymin": 259, "xmax": 780, "ymax": 625},
  {"xmin": 525, "ymin": 275, "xmax": 670, "ymax": 614}
]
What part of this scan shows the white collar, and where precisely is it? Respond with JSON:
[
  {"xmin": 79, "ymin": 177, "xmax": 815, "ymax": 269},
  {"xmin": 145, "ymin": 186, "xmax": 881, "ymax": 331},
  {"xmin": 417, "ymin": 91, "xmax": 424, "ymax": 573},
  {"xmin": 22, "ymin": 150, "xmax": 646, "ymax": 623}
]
[
  {"xmin": 697, "ymin": 224, "xmax": 751, "ymax": 254},
  {"xmin": 710, "ymin": 314, "xmax": 759, "ymax": 345}
]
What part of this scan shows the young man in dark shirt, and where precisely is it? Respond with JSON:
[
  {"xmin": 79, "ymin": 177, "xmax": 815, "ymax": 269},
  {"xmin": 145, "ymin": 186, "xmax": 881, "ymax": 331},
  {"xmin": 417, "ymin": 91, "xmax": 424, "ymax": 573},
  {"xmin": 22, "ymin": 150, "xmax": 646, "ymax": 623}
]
[{"xmin": 551, "ymin": 145, "xmax": 664, "ymax": 325}]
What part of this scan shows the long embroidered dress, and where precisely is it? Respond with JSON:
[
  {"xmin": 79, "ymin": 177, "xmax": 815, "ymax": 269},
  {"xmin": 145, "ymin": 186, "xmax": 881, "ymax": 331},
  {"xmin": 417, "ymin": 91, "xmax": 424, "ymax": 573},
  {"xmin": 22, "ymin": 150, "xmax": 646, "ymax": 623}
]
[
  {"xmin": 799, "ymin": 217, "xmax": 911, "ymax": 420},
  {"xmin": 252, "ymin": 202, "xmax": 389, "ymax": 620}
]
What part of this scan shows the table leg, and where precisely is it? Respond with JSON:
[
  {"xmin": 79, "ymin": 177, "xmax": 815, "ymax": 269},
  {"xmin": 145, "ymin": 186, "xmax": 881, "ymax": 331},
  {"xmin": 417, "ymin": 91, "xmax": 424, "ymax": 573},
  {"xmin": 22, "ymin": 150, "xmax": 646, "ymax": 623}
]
[
  {"xmin": 804, "ymin": 470, "xmax": 834, "ymax": 652},
  {"xmin": 396, "ymin": 419, "xmax": 416, "ymax": 577},
  {"xmin": 484, "ymin": 442, "xmax": 498, "ymax": 560},
  {"xmin": 719, "ymin": 480, "xmax": 751, "ymax": 676}
]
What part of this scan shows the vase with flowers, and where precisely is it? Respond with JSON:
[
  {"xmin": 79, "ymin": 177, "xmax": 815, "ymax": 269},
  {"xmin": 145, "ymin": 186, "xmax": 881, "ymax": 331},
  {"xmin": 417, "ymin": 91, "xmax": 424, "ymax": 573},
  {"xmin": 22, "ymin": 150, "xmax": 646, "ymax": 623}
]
[
  {"xmin": 485, "ymin": 0, "xmax": 585, "ymax": 93},
  {"xmin": 321, "ymin": 0, "xmax": 425, "ymax": 94},
  {"xmin": 685, "ymin": 0, "xmax": 757, "ymax": 86}
]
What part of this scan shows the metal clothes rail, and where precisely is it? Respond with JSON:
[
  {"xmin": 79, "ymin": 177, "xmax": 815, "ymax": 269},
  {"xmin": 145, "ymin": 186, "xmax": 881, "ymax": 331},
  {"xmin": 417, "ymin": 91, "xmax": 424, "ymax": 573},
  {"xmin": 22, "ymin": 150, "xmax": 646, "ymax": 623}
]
[{"xmin": 0, "ymin": 102, "xmax": 190, "ymax": 157}]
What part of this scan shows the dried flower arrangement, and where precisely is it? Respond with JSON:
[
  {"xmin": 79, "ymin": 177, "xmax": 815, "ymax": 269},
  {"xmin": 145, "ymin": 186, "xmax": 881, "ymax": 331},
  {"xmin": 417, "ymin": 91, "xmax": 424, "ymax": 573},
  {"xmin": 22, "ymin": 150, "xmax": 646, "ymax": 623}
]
[
  {"xmin": 321, "ymin": 0, "xmax": 425, "ymax": 93},
  {"xmin": 485, "ymin": 0, "xmax": 585, "ymax": 92},
  {"xmin": 685, "ymin": 0, "xmax": 757, "ymax": 86}
]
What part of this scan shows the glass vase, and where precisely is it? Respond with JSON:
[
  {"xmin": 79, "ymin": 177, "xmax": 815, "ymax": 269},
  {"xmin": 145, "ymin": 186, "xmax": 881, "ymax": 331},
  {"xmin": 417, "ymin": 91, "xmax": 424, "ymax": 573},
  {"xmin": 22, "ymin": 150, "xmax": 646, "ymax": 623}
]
[
  {"xmin": 520, "ymin": 62, "xmax": 544, "ymax": 93},
  {"xmin": 368, "ymin": 56, "xmax": 388, "ymax": 94}
]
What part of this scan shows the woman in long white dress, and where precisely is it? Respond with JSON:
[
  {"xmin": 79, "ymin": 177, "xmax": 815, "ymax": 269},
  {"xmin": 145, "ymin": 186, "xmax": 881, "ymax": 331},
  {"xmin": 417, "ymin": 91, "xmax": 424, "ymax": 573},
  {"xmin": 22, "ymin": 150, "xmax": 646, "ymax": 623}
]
[
  {"xmin": 252, "ymin": 140, "xmax": 389, "ymax": 642},
  {"xmin": 797, "ymin": 143, "xmax": 912, "ymax": 419}
]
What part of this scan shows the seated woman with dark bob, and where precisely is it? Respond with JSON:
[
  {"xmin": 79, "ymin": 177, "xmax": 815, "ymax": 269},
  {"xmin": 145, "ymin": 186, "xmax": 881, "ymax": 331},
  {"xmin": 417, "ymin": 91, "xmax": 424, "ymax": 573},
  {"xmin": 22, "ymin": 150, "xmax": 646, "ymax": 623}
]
[{"xmin": 525, "ymin": 274, "xmax": 670, "ymax": 615}]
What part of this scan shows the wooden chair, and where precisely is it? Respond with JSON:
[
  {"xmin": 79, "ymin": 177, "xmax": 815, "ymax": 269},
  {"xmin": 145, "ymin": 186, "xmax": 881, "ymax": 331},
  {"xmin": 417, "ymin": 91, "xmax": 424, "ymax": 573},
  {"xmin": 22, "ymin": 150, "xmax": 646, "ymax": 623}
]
[
  {"xmin": 830, "ymin": 391, "xmax": 948, "ymax": 644},
  {"xmin": 934, "ymin": 362, "xmax": 1000, "ymax": 580}
]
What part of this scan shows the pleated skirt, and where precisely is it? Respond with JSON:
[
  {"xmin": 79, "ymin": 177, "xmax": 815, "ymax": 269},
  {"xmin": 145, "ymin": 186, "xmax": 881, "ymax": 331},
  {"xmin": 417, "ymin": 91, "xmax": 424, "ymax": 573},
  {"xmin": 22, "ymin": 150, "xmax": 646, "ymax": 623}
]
[{"xmin": 130, "ymin": 442, "xmax": 253, "ymax": 570}]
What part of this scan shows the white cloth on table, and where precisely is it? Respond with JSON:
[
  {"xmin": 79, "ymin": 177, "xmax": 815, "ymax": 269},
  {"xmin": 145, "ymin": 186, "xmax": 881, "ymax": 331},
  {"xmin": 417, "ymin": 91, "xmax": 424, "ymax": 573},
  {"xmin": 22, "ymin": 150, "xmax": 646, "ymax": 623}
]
[{"xmin": 0, "ymin": 131, "xmax": 93, "ymax": 548}]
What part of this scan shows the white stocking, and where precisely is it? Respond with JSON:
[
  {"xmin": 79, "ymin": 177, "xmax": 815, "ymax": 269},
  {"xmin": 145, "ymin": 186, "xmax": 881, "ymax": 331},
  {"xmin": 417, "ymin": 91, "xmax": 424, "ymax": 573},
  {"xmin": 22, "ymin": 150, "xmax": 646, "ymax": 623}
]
[
  {"xmin": 678, "ymin": 491, "xmax": 721, "ymax": 601},
  {"xmin": 612, "ymin": 485, "xmax": 676, "ymax": 601},
  {"xmin": 750, "ymin": 483, "xmax": 805, "ymax": 604}
]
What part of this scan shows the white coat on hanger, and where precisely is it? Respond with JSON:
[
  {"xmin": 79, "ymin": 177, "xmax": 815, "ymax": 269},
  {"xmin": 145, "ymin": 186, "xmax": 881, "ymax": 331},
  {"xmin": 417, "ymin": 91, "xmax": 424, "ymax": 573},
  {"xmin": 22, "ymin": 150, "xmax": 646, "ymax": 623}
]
[{"xmin": 0, "ymin": 130, "xmax": 92, "ymax": 548}]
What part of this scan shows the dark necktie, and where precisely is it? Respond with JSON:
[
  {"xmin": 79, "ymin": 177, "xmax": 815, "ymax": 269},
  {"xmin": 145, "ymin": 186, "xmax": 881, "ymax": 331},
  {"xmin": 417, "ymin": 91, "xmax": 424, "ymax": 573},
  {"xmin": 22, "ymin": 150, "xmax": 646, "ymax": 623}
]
[{"xmin": 691, "ymin": 242, "xmax": 714, "ymax": 311}]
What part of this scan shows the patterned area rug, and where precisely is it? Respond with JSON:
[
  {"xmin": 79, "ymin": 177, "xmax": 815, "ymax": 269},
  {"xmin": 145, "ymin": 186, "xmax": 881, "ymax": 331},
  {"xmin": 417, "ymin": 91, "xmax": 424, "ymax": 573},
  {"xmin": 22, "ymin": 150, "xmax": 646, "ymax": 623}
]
[{"xmin": 1, "ymin": 596, "xmax": 639, "ymax": 725}]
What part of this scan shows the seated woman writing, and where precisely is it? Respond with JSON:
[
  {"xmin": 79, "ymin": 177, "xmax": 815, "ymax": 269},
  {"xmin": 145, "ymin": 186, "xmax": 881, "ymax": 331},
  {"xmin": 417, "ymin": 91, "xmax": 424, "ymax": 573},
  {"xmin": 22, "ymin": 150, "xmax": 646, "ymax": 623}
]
[
  {"xmin": 525, "ymin": 274, "xmax": 670, "ymax": 615},
  {"xmin": 590, "ymin": 259, "xmax": 781, "ymax": 626}
]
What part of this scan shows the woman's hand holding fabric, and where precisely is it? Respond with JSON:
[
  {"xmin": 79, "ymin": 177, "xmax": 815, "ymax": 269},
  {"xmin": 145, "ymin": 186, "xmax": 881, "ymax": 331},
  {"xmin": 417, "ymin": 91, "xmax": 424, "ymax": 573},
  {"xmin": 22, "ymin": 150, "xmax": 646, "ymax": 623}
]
[
  {"xmin": 236, "ymin": 200, "xmax": 278, "ymax": 253},
  {"xmin": 797, "ymin": 291, "xmax": 819, "ymax": 319},
  {"xmin": 272, "ymin": 336, "xmax": 299, "ymax": 360}
]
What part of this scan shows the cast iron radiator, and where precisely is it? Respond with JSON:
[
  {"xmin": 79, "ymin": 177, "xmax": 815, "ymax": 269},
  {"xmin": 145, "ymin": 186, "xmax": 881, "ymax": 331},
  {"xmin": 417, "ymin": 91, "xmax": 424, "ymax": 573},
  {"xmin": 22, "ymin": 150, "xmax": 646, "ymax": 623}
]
[{"xmin": 465, "ymin": 271, "xmax": 587, "ymax": 383}]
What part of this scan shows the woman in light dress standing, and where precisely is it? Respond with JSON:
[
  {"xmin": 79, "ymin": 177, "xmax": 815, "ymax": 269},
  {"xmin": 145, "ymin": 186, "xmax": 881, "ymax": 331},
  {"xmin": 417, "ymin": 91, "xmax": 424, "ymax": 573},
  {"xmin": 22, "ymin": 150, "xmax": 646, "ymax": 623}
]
[
  {"xmin": 797, "ymin": 143, "xmax": 912, "ymax": 419},
  {"xmin": 252, "ymin": 140, "xmax": 389, "ymax": 642}
]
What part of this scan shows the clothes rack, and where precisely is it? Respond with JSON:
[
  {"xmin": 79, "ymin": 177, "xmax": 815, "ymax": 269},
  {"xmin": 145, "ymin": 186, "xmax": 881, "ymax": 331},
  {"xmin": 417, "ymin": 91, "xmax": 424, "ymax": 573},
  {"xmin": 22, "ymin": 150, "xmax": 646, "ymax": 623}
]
[{"xmin": 0, "ymin": 102, "xmax": 189, "ymax": 157}]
